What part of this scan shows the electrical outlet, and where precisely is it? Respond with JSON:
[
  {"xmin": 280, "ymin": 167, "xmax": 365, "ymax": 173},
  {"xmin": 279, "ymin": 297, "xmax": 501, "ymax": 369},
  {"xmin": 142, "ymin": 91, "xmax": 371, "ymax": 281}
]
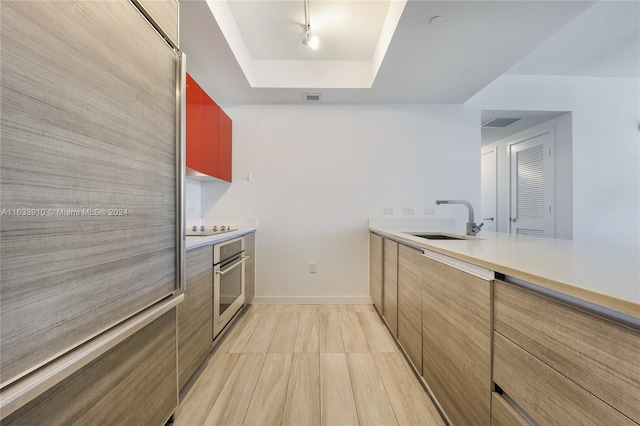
[
  {"xmin": 384, "ymin": 207, "xmax": 396, "ymax": 215},
  {"xmin": 424, "ymin": 207, "xmax": 435, "ymax": 215},
  {"xmin": 404, "ymin": 207, "xmax": 416, "ymax": 215},
  {"xmin": 186, "ymin": 206, "xmax": 194, "ymax": 215},
  {"xmin": 309, "ymin": 262, "xmax": 317, "ymax": 274}
]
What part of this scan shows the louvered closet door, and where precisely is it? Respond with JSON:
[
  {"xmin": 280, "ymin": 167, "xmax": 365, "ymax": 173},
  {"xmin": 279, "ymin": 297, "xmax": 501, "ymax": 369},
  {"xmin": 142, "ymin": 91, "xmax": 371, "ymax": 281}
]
[{"xmin": 509, "ymin": 132, "xmax": 555, "ymax": 238}]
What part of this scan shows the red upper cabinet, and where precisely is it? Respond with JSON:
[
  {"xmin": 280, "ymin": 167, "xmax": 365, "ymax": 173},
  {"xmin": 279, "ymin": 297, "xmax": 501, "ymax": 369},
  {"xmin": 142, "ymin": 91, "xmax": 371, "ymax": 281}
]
[
  {"xmin": 218, "ymin": 108, "xmax": 232, "ymax": 183},
  {"xmin": 200, "ymin": 93, "xmax": 220, "ymax": 178},
  {"xmin": 185, "ymin": 72, "xmax": 232, "ymax": 183},
  {"xmin": 185, "ymin": 73, "xmax": 203, "ymax": 173}
]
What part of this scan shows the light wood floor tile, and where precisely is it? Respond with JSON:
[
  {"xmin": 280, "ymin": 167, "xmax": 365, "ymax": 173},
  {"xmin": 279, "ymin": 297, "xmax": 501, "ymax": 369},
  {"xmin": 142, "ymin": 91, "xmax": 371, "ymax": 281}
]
[
  {"xmin": 319, "ymin": 312, "xmax": 345, "ymax": 353},
  {"xmin": 373, "ymin": 352, "xmax": 445, "ymax": 426},
  {"xmin": 178, "ymin": 305, "xmax": 443, "ymax": 426},
  {"xmin": 358, "ymin": 312, "xmax": 398, "ymax": 352},
  {"xmin": 347, "ymin": 353, "xmax": 399, "ymax": 426},
  {"xmin": 174, "ymin": 353, "xmax": 240, "ymax": 426},
  {"xmin": 315, "ymin": 304, "xmax": 339, "ymax": 313},
  {"xmin": 243, "ymin": 353, "xmax": 293, "ymax": 426},
  {"xmin": 337, "ymin": 304, "xmax": 358, "ymax": 312},
  {"xmin": 282, "ymin": 353, "xmax": 321, "ymax": 426},
  {"xmin": 243, "ymin": 312, "xmax": 281, "ymax": 353},
  {"xmin": 354, "ymin": 304, "xmax": 376, "ymax": 313},
  {"xmin": 216, "ymin": 312, "xmax": 261, "ymax": 354},
  {"xmin": 204, "ymin": 353, "xmax": 266, "ymax": 425},
  {"xmin": 294, "ymin": 312, "xmax": 320, "ymax": 353},
  {"xmin": 339, "ymin": 313, "xmax": 371, "ymax": 353},
  {"xmin": 320, "ymin": 353, "xmax": 359, "ymax": 426},
  {"xmin": 269, "ymin": 312, "xmax": 300, "ymax": 353}
]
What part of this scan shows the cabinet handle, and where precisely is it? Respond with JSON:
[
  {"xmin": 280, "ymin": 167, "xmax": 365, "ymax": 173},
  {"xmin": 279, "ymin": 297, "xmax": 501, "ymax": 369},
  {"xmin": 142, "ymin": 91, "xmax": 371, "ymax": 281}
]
[
  {"xmin": 216, "ymin": 256, "xmax": 249, "ymax": 276},
  {"xmin": 483, "ymin": 217, "xmax": 494, "ymax": 221}
]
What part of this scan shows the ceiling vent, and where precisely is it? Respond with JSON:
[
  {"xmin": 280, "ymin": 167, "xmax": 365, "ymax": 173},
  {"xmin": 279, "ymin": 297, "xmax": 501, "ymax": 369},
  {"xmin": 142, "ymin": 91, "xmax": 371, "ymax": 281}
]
[
  {"xmin": 304, "ymin": 93, "xmax": 322, "ymax": 102},
  {"xmin": 482, "ymin": 117, "xmax": 521, "ymax": 128}
]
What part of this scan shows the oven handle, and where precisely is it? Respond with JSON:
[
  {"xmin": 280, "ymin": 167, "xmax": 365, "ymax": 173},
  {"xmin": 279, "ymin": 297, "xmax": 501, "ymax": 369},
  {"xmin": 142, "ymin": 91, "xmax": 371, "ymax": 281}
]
[{"xmin": 216, "ymin": 256, "xmax": 249, "ymax": 275}]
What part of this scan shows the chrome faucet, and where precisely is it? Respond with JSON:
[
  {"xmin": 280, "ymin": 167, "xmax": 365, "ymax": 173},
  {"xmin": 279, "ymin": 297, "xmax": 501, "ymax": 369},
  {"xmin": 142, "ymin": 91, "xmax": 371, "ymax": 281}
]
[{"xmin": 435, "ymin": 200, "xmax": 484, "ymax": 236}]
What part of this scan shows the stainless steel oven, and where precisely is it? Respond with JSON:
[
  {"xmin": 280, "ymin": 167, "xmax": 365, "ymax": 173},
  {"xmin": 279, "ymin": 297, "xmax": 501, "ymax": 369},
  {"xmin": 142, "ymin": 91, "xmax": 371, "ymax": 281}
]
[{"xmin": 213, "ymin": 236, "xmax": 247, "ymax": 338}]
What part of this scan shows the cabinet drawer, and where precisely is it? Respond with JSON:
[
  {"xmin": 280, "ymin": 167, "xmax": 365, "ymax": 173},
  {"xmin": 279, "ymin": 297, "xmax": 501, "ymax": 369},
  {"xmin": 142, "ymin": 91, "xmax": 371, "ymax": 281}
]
[
  {"xmin": 491, "ymin": 392, "xmax": 530, "ymax": 426},
  {"xmin": 494, "ymin": 281, "xmax": 640, "ymax": 422},
  {"xmin": 493, "ymin": 332, "xmax": 634, "ymax": 425}
]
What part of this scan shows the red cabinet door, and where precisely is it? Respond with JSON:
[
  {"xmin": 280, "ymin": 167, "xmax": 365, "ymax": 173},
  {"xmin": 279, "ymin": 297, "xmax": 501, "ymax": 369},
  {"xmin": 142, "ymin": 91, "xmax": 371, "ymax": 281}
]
[
  {"xmin": 185, "ymin": 72, "xmax": 232, "ymax": 182},
  {"xmin": 185, "ymin": 73, "xmax": 202, "ymax": 173},
  {"xmin": 218, "ymin": 108, "xmax": 232, "ymax": 182},
  {"xmin": 200, "ymin": 94, "xmax": 219, "ymax": 178}
]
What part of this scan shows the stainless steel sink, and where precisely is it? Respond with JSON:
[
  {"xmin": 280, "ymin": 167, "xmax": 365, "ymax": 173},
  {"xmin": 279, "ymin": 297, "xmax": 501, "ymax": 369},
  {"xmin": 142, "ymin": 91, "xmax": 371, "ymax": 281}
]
[{"xmin": 408, "ymin": 233, "xmax": 467, "ymax": 241}]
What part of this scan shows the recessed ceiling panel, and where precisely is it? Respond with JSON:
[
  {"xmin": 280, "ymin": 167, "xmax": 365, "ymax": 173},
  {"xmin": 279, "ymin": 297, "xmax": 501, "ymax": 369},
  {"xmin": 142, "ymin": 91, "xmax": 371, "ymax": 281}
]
[{"xmin": 227, "ymin": 1, "xmax": 391, "ymax": 61}]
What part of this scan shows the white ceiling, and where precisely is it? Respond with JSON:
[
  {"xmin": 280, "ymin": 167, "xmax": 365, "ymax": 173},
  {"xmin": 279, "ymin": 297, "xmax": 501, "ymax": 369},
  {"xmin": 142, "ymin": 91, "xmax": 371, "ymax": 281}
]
[
  {"xmin": 179, "ymin": 0, "xmax": 636, "ymax": 103},
  {"xmin": 227, "ymin": 1, "xmax": 391, "ymax": 61}
]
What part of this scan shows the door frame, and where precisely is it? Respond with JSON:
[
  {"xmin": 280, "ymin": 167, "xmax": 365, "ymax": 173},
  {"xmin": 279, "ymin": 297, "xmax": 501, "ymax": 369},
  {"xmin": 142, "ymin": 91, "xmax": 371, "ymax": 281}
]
[
  {"xmin": 507, "ymin": 126, "xmax": 556, "ymax": 237},
  {"xmin": 480, "ymin": 147, "xmax": 498, "ymax": 232}
]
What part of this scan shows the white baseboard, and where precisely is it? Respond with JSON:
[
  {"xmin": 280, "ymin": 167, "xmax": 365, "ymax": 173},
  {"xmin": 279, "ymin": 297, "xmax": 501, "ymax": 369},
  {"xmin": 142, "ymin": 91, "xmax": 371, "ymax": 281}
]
[{"xmin": 252, "ymin": 296, "xmax": 373, "ymax": 305}]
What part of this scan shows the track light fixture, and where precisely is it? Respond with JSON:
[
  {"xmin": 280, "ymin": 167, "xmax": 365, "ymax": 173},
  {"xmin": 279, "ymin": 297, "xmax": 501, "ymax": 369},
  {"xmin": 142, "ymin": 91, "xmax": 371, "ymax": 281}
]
[{"xmin": 302, "ymin": 0, "xmax": 319, "ymax": 49}]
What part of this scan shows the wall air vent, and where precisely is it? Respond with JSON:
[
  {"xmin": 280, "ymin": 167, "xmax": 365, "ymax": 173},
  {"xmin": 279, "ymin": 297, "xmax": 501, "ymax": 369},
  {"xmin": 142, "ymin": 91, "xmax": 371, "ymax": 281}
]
[
  {"xmin": 482, "ymin": 117, "xmax": 521, "ymax": 128},
  {"xmin": 304, "ymin": 93, "xmax": 322, "ymax": 102}
]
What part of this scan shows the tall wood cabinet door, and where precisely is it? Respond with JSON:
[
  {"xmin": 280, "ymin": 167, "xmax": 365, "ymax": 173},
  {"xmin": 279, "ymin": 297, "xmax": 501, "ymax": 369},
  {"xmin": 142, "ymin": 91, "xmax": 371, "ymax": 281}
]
[
  {"xmin": 135, "ymin": 0, "xmax": 179, "ymax": 47},
  {"xmin": 178, "ymin": 246, "xmax": 213, "ymax": 390},
  {"xmin": 3, "ymin": 310, "xmax": 178, "ymax": 425},
  {"xmin": 1, "ymin": 0, "xmax": 177, "ymax": 386},
  {"xmin": 421, "ymin": 254, "xmax": 491, "ymax": 426},
  {"xmin": 383, "ymin": 239, "xmax": 398, "ymax": 338},
  {"xmin": 244, "ymin": 232, "xmax": 256, "ymax": 304},
  {"xmin": 369, "ymin": 233, "xmax": 383, "ymax": 314},
  {"xmin": 397, "ymin": 244, "xmax": 423, "ymax": 374},
  {"xmin": 218, "ymin": 108, "xmax": 233, "ymax": 182}
]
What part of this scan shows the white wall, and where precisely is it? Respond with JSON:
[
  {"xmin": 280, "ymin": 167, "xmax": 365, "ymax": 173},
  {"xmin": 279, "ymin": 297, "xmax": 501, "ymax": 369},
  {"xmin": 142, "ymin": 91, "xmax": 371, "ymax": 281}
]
[
  {"xmin": 469, "ymin": 75, "xmax": 640, "ymax": 247},
  {"xmin": 200, "ymin": 104, "xmax": 479, "ymax": 302},
  {"xmin": 185, "ymin": 178, "xmax": 202, "ymax": 219},
  {"xmin": 481, "ymin": 113, "xmax": 573, "ymax": 240}
]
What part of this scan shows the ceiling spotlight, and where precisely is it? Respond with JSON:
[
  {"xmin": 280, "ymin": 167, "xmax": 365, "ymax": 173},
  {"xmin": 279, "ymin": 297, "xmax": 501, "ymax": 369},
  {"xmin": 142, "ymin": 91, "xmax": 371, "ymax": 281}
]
[
  {"xmin": 302, "ymin": 0, "xmax": 319, "ymax": 49},
  {"xmin": 303, "ymin": 25, "xmax": 319, "ymax": 50}
]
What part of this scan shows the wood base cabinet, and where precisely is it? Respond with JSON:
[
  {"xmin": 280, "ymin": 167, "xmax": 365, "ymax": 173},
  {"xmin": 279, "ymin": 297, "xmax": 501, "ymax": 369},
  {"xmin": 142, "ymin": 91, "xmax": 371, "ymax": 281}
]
[
  {"xmin": 494, "ymin": 280, "xmax": 640, "ymax": 424},
  {"xmin": 178, "ymin": 246, "xmax": 213, "ymax": 390},
  {"xmin": 3, "ymin": 310, "xmax": 178, "ymax": 425},
  {"xmin": 397, "ymin": 244, "xmax": 423, "ymax": 374},
  {"xmin": 383, "ymin": 239, "xmax": 399, "ymax": 338},
  {"xmin": 421, "ymin": 251, "xmax": 492, "ymax": 426},
  {"xmin": 370, "ymin": 233, "xmax": 383, "ymax": 314},
  {"xmin": 244, "ymin": 232, "xmax": 256, "ymax": 304}
]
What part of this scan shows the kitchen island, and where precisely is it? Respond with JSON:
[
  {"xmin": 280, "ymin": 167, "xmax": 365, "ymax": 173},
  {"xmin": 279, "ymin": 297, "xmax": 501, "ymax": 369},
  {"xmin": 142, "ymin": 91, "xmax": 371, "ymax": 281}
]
[
  {"xmin": 371, "ymin": 227, "xmax": 639, "ymax": 317},
  {"xmin": 369, "ymin": 226, "xmax": 639, "ymax": 425}
]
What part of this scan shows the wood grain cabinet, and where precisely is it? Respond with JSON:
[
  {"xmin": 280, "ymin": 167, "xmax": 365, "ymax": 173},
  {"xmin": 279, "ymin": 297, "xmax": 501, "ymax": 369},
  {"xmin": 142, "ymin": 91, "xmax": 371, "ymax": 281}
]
[
  {"xmin": 3, "ymin": 310, "xmax": 178, "ymax": 425},
  {"xmin": 0, "ymin": 0, "xmax": 178, "ymax": 387},
  {"xmin": 383, "ymin": 239, "xmax": 399, "ymax": 338},
  {"xmin": 178, "ymin": 246, "xmax": 213, "ymax": 390},
  {"xmin": 369, "ymin": 233, "xmax": 383, "ymax": 314},
  {"xmin": 493, "ymin": 332, "xmax": 634, "ymax": 425},
  {"xmin": 397, "ymin": 244, "xmax": 424, "ymax": 374},
  {"xmin": 244, "ymin": 232, "xmax": 256, "ymax": 304},
  {"xmin": 421, "ymin": 251, "xmax": 492, "ymax": 426},
  {"xmin": 135, "ymin": 0, "xmax": 179, "ymax": 47},
  {"xmin": 494, "ymin": 280, "xmax": 640, "ymax": 423}
]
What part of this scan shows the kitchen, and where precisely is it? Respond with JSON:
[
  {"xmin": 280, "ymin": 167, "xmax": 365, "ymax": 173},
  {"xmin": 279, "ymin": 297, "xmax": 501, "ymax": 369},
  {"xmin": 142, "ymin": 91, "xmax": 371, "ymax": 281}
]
[{"xmin": 1, "ymin": 0, "xmax": 638, "ymax": 425}]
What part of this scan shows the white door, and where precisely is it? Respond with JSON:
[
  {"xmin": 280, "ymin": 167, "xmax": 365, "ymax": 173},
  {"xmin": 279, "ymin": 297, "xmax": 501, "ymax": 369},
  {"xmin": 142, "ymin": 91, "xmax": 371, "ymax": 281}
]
[
  {"xmin": 509, "ymin": 132, "xmax": 555, "ymax": 237},
  {"xmin": 480, "ymin": 149, "xmax": 497, "ymax": 232}
]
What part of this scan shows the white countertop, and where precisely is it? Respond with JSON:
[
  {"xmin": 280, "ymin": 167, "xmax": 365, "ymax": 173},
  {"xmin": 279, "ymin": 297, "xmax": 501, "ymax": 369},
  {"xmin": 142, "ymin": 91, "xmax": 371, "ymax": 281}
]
[
  {"xmin": 371, "ymin": 227, "xmax": 640, "ymax": 318},
  {"xmin": 186, "ymin": 227, "xmax": 256, "ymax": 251}
]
